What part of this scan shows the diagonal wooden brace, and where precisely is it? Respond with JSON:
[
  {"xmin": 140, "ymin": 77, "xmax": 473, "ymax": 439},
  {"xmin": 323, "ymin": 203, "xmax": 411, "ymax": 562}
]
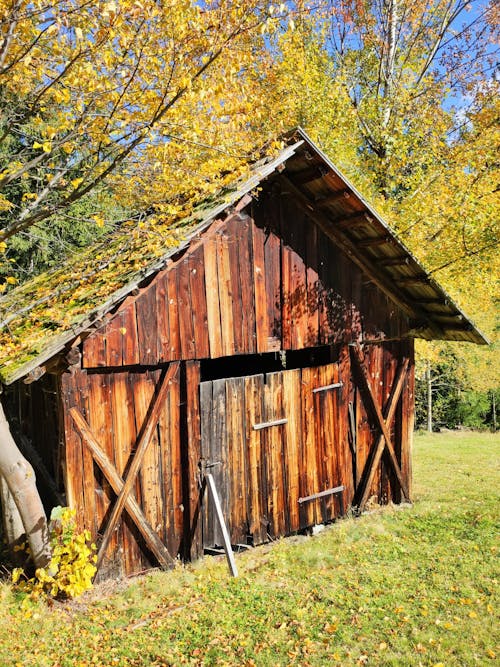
[
  {"xmin": 350, "ymin": 344, "xmax": 410, "ymax": 508},
  {"xmin": 70, "ymin": 407, "xmax": 175, "ymax": 570},
  {"xmin": 89, "ymin": 362, "xmax": 179, "ymax": 571}
]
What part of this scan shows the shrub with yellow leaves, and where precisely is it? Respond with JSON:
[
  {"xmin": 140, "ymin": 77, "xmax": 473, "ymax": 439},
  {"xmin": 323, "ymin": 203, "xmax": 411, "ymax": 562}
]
[{"xmin": 12, "ymin": 506, "xmax": 97, "ymax": 600}]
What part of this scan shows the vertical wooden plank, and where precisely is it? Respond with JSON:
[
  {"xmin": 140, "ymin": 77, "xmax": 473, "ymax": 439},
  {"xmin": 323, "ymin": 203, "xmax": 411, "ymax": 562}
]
[
  {"xmin": 156, "ymin": 273, "xmax": 171, "ymax": 363},
  {"xmin": 252, "ymin": 223, "xmax": 269, "ymax": 353},
  {"xmin": 167, "ymin": 363, "xmax": 183, "ymax": 557},
  {"xmin": 129, "ymin": 370, "xmax": 156, "ymax": 570},
  {"xmin": 380, "ymin": 344, "xmax": 398, "ymax": 504},
  {"xmin": 264, "ymin": 230, "xmax": 281, "ymax": 351},
  {"xmin": 288, "ymin": 212, "xmax": 308, "ymax": 351},
  {"xmin": 136, "ymin": 283, "xmax": 159, "ymax": 366},
  {"xmin": 263, "ymin": 371, "xmax": 286, "ymax": 538},
  {"xmin": 176, "ymin": 258, "xmax": 196, "ymax": 359},
  {"xmin": 368, "ymin": 345, "xmax": 383, "ymax": 500},
  {"xmin": 305, "ymin": 223, "xmax": 320, "ymax": 348},
  {"xmin": 282, "ymin": 369, "xmax": 301, "ymax": 533},
  {"xmin": 185, "ymin": 361, "xmax": 202, "ymax": 560},
  {"xmin": 104, "ymin": 318, "xmax": 124, "ymax": 367},
  {"xmin": 281, "ymin": 244, "xmax": 292, "ymax": 351},
  {"xmin": 110, "ymin": 371, "xmax": 142, "ymax": 575},
  {"xmin": 203, "ymin": 237, "xmax": 223, "ymax": 359},
  {"xmin": 140, "ymin": 369, "xmax": 164, "ymax": 555},
  {"xmin": 216, "ymin": 229, "xmax": 235, "ymax": 357},
  {"xmin": 245, "ymin": 374, "xmax": 266, "ymax": 545},
  {"xmin": 338, "ymin": 344, "xmax": 354, "ymax": 508},
  {"xmin": 188, "ymin": 248, "xmax": 209, "ymax": 360},
  {"xmin": 399, "ymin": 339, "xmax": 415, "ymax": 502},
  {"xmin": 237, "ymin": 215, "xmax": 257, "ymax": 354},
  {"xmin": 205, "ymin": 379, "xmax": 228, "ymax": 547},
  {"xmin": 299, "ymin": 367, "xmax": 319, "ymax": 528},
  {"xmin": 316, "ymin": 363, "xmax": 337, "ymax": 521},
  {"xmin": 87, "ymin": 372, "xmax": 121, "ymax": 574},
  {"xmin": 82, "ymin": 327, "xmax": 107, "ymax": 368},
  {"xmin": 60, "ymin": 371, "xmax": 86, "ymax": 533},
  {"xmin": 225, "ymin": 216, "xmax": 244, "ymax": 354},
  {"xmin": 120, "ymin": 301, "xmax": 140, "ymax": 366},
  {"xmin": 317, "ymin": 228, "xmax": 331, "ymax": 345},
  {"xmin": 200, "ymin": 380, "xmax": 214, "ymax": 548},
  {"xmin": 226, "ymin": 377, "xmax": 248, "ymax": 544},
  {"xmin": 167, "ymin": 268, "xmax": 181, "ymax": 361}
]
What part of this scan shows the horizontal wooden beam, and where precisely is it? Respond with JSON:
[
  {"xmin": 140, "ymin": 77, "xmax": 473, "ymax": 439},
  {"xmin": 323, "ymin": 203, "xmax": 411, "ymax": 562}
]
[
  {"xmin": 312, "ymin": 382, "xmax": 343, "ymax": 393},
  {"xmin": 356, "ymin": 236, "xmax": 393, "ymax": 248},
  {"xmin": 378, "ymin": 256, "xmax": 410, "ymax": 267},
  {"xmin": 315, "ymin": 189, "xmax": 351, "ymax": 206},
  {"xmin": 298, "ymin": 485, "xmax": 344, "ymax": 504},
  {"xmin": 396, "ymin": 274, "xmax": 430, "ymax": 285},
  {"xmin": 253, "ymin": 418, "xmax": 288, "ymax": 430},
  {"xmin": 288, "ymin": 164, "xmax": 329, "ymax": 186},
  {"xmin": 333, "ymin": 211, "xmax": 373, "ymax": 229}
]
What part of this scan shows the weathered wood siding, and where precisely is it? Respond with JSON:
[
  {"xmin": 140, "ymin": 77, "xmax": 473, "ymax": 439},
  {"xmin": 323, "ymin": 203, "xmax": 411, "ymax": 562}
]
[
  {"xmin": 82, "ymin": 200, "xmax": 409, "ymax": 369},
  {"xmin": 200, "ymin": 360, "xmax": 353, "ymax": 548},
  {"xmin": 60, "ymin": 363, "xmax": 183, "ymax": 577}
]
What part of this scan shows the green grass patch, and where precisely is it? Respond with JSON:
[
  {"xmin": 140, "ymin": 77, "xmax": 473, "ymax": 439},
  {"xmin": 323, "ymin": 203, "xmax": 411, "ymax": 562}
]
[{"xmin": 1, "ymin": 431, "xmax": 498, "ymax": 666}]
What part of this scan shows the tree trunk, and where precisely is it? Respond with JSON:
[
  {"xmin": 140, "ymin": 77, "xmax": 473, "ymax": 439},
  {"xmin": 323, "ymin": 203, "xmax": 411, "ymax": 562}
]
[
  {"xmin": 492, "ymin": 391, "xmax": 497, "ymax": 433},
  {"xmin": 0, "ymin": 475, "xmax": 25, "ymax": 564},
  {"xmin": 426, "ymin": 360, "xmax": 433, "ymax": 433},
  {"xmin": 0, "ymin": 399, "xmax": 51, "ymax": 568}
]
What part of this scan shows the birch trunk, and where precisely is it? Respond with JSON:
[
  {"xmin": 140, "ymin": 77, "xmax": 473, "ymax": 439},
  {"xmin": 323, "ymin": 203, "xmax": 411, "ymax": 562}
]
[{"xmin": 0, "ymin": 400, "xmax": 51, "ymax": 568}]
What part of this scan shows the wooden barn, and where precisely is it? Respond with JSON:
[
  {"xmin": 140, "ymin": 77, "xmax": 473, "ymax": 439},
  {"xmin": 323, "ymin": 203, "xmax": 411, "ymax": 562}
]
[{"xmin": 0, "ymin": 129, "xmax": 486, "ymax": 579}]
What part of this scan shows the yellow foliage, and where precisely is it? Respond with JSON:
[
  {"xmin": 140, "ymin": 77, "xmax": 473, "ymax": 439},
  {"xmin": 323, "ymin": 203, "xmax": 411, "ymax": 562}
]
[{"xmin": 12, "ymin": 507, "xmax": 97, "ymax": 600}]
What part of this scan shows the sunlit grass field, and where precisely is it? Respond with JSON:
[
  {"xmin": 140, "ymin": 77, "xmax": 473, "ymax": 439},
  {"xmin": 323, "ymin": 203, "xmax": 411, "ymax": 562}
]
[{"xmin": 1, "ymin": 431, "xmax": 498, "ymax": 666}]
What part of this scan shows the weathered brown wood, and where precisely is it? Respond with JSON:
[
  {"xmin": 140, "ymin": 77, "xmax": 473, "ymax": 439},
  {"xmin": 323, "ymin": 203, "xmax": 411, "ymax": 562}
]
[
  {"xmin": 95, "ymin": 362, "xmax": 180, "ymax": 571},
  {"xmin": 251, "ymin": 223, "xmax": 269, "ymax": 353},
  {"xmin": 316, "ymin": 189, "xmax": 351, "ymax": 206},
  {"xmin": 104, "ymin": 318, "xmax": 123, "ymax": 368},
  {"xmin": 282, "ymin": 368, "xmax": 301, "ymax": 532},
  {"xmin": 264, "ymin": 372, "xmax": 286, "ymax": 537},
  {"xmin": 226, "ymin": 216, "xmax": 245, "ymax": 354},
  {"xmin": 177, "ymin": 258, "xmax": 196, "ymax": 359},
  {"xmin": 281, "ymin": 244, "xmax": 293, "ymax": 351},
  {"xmin": 264, "ymin": 229, "xmax": 281, "ymax": 351},
  {"xmin": 226, "ymin": 377, "xmax": 247, "ymax": 544},
  {"xmin": 185, "ymin": 361, "xmax": 202, "ymax": 559},
  {"xmin": 244, "ymin": 373, "xmax": 266, "ymax": 544},
  {"xmin": 82, "ymin": 326, "xmax": 107, "ymax": 368},
  {"xmin": 136, "ymin": 284, "xmax": 159, "ymax": 366},
  {"xmin": 167, "ymin": 269, "xmax": 181, "ymax": 360},
  {"xmin": 300, "ymin": 367, "xmax": 318, "ymax": 528},
  {"xmin": 135, "ymin": 370, "xmax": 163, "ymax": 562},
  {"xmin": 156, "ymin": 274, "xmax": 171, "ymax": 363},
  {"xmin": 216, "ymin": 229, "xmax": 235, "ymax": 357},
  {"xmin": 305, "ymin": 222, "xmax": 319, "ymax": 348},
  {"xmin": 188, "ymin": 248, "xmax": 209, "ymax": 360},
  {"xmin": 356, "ymin": 236, "xmax": 392, "ymax": 248},
  {"xmin": 237, "ymin": 215, "xmax": 257, "ymax": 354},
  {"xmin": 120, "ymin": 302, "xmax": 140, "ymax": 366},
  {"xmin": 351, "ymin": 345, "xmax": 410, "ymax": 510},
  {"xmin": 70, "ymin": 407, "xmax": 175, "ymax": 568},
  {"xmin": 203, "ymin": 236, "xmax": 223, "ymax": 358},
  {"xmin": 60, "ymin": 371, "xmax": 86, "ymax": 532}
]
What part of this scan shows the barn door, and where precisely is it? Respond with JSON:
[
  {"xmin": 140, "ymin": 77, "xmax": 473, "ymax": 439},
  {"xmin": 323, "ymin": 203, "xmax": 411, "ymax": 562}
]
[
  {"xmin": 200, "ymin": 363, "xmax": 349, "ymax": 551},
  {"xmin": 200, "ymin": 369, "xmax": 302, "ymax": 549}
]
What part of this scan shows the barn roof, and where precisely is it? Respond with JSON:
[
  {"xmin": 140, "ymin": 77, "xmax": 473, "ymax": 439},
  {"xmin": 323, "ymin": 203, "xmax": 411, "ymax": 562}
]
[{"xmin": 0, "ymin": 128, "xmax": 487, "ymax": 385}]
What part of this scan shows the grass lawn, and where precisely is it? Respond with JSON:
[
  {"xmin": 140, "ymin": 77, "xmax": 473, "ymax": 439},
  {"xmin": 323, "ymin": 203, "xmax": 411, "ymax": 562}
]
[{"xmin": 1, "ymin": 431, "xmax": 498, "ymax": 666}]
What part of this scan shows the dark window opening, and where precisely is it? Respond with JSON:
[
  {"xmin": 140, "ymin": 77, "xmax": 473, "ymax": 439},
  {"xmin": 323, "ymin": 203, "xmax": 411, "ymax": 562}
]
[{"xmin": 200, "ymin": 345, "xmax": 338, "ymax": 382}]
